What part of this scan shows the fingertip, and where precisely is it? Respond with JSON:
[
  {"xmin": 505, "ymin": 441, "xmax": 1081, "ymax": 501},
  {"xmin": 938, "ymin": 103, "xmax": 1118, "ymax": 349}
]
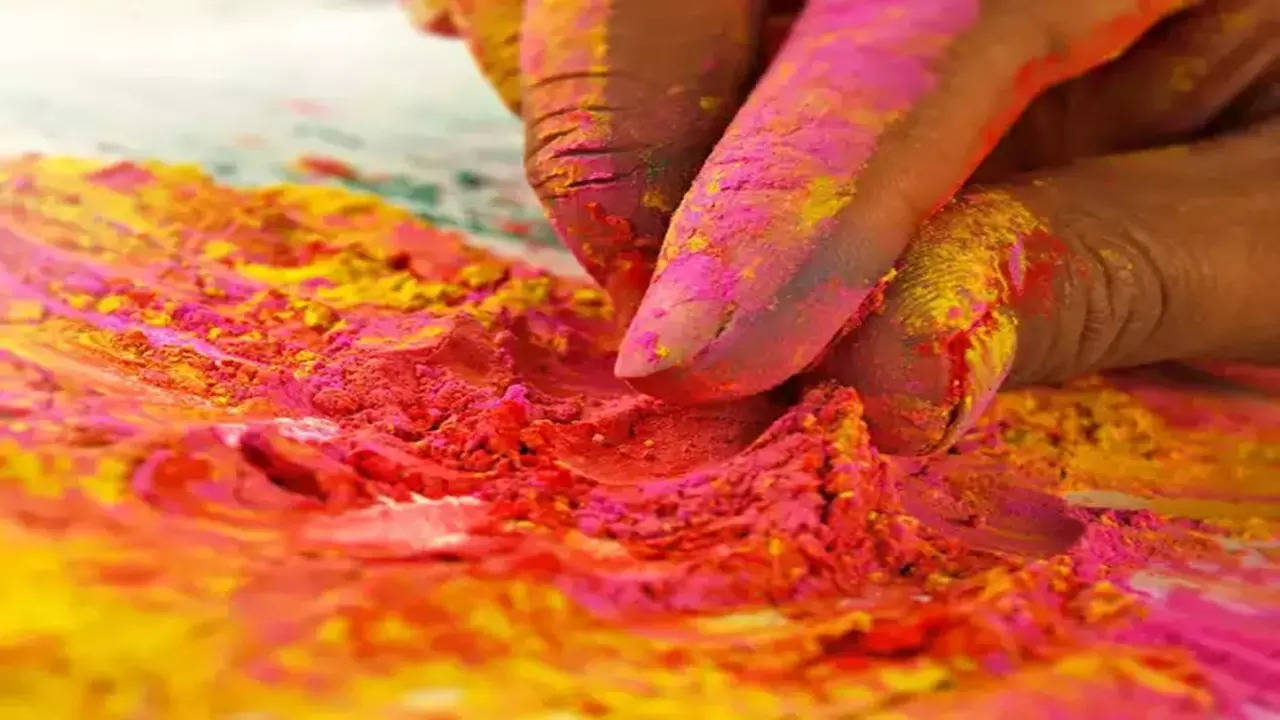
[
  {"xmin": 828, "ymin": 299, "xmax": 1017, "ymax": 457},
  {"xmin": 617, "ymin": 366, "xmax": 741, "ymax": 406},
  {"xmin": 823, "ymin": 191, "xmax": 1032, "ymax": 455},
  {"xmin": 520, "ymin": 0, "xmax": 762, "ymax": 330},
  {"xmin": 402, "ymin": 0, "xmax": 459, "ymax": 35},
  {"xmin": 614, "ymin": 295, "xmax": 745, "ymax": 402},
  {"xmin": 819, "ymin": 310, "xmax": 957, "ymax": 457},
  {"xmin": 536, "ymin": 194, "xmax": 661, "ymax": 325}
]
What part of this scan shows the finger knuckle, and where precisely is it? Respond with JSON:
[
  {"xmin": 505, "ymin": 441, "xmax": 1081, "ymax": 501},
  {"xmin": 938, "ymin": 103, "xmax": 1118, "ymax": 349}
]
[
  {"xmin": 1057, "ymin": 212, "xmax": 1170, "ymax": 376},
  {"xmin": 521, "ymin": 78, "xmax": 645, "ymax": 199}
]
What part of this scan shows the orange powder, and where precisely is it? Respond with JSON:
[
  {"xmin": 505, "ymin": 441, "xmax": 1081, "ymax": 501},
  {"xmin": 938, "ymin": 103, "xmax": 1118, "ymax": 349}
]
[{"xmin": 0, "ymin": 156, "xmax": 1277, "ymax": 717}]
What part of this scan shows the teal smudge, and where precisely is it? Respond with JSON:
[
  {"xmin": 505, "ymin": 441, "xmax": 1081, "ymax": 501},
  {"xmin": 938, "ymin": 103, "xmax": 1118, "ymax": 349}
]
[
  {"xmin": 373, "ymin": 176, "xmax": 441, "ymax": 208},
  {"xmin": 455, "ymin": 170, "xmax": 489, "ymax": 190},
  {"xmin": 209, "ymin": 161, "xmax": 239, "ymax": 178},
  {"xmin": 643, "ymin": 151, "xmax": 666, "ymax": 182},
  {"xmin": 292, "ymin": 123, "xmax": 365, "ymax": 150}
]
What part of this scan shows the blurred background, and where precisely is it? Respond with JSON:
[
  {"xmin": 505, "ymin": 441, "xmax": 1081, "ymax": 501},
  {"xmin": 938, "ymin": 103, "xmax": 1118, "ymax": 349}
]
[{"xmin": 0, "ymin": 0, "xmax": 573, "ymax": 268}]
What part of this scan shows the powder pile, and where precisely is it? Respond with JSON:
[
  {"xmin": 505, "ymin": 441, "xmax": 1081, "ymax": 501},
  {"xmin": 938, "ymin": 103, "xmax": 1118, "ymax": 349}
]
[{"xmin": 0, "ymin": 156, "xmax": 1277, "ymax": 718}]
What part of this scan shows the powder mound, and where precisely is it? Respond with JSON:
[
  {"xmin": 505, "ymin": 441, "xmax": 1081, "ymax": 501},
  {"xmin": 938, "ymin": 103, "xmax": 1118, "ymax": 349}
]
[{"xmin": 1, "ymin": 156, "xmax": 1278, "ymax": 718}]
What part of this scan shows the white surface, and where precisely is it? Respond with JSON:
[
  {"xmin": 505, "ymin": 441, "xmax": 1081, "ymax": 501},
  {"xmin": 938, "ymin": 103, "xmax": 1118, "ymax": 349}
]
[{"xmin": 0, "ymin": 0, "xmax": 581, "ymax": 273}]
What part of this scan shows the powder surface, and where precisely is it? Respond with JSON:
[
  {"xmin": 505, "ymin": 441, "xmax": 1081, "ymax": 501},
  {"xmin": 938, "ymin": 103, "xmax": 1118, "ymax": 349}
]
[{"xmin": 1, "ymin": 156, "xmax": 1278, "ymax": 718}]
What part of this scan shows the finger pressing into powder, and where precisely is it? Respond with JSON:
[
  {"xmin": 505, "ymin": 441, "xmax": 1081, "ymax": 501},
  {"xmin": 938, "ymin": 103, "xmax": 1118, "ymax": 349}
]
[
  {"xmin": 616, "ymin": 0, "xmax": 1189, "ymax": 402},
  {"xmin": 821, "ymin": 119, "xmax": 1280, "ymax": 456},
  {"xmin": 522, "ymin": 0, "xmax": 763, "ymax": 323}
]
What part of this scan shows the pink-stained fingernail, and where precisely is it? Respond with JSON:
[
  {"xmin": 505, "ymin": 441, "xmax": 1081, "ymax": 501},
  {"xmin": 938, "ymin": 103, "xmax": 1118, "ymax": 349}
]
[
  {"xmin": 613, "ymin": 300, "xmax": 725, "ymax": 381},
  {"xmin": 617, "ymin": 241, "xmax": 863, "ymax": 402},
  {"xmin": 613, "ymin": 302, "xmax": 750, "ymax": 402}
]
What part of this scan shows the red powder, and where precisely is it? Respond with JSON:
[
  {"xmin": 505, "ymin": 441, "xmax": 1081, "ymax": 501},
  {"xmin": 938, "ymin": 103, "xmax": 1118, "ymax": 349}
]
[
  {"xmin": 0, "ymin": 156, "xmax": 1278, "ymax": 717},
  {"xmin": 293, "ymin": 154, "xmax": 361, "ymax": 181}
]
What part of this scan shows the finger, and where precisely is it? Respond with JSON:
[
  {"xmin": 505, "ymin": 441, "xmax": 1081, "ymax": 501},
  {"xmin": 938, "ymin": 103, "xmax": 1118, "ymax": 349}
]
[
  {"xmin": 403, "ymin": 0, "xmax": 462, "ymax": 36},
  {"xmin": 447, "ymin": 0, "xmax": 526, "ymax": 112},
  {"xmin": 522, "ymin": 0, "xmax": 763, "ymax": 322},
  {"xmin": 401, "ymin": 1, "xmax": 523, "ymax": 109},
  {"xmin": 821, "ymin": 119, "xmax": 1280, "ymax": 456},
  {"xmin": 616, "ymin": 0, "xmax": 1190, "ymax": 402},
  {"xmin": 976, "ymin": 0, "xmax": 1280, "ymax": 180}
]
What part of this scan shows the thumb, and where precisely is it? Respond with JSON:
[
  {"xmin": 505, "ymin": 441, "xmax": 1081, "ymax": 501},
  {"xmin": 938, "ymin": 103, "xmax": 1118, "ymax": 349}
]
[{"xmin": 820, "ymin": 119, "xmax": 1280, "ymax": 456}]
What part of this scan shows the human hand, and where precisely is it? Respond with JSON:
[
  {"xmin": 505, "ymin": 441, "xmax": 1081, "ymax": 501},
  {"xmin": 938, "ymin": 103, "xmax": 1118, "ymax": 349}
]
[{"xmin": 412, "ymin": 0, "xmax": 1279, "ymax": 454}]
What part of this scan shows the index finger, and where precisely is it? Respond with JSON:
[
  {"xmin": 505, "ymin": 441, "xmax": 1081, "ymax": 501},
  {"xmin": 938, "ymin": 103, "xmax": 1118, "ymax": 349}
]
[{"xmin": 617, "ymin": 0, "xmax": 1192, "ymax": 401}]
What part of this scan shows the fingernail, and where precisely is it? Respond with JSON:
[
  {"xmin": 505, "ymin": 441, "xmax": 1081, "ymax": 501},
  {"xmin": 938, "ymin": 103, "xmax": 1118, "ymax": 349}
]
[
  {"xmin": 929, "ymin": 307, "xmax": 1017, "ymax": 451},
  {"xmin": 824, "ymin": 189, "xmax": 1040, "ymax": 455},
  {"xmin": 827, "ymin": 306, "xmax": 1017, "ymax": 457},
  {"xmin": 614, "ymin": 288, "xmax": 737, "ymax": 400}
]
